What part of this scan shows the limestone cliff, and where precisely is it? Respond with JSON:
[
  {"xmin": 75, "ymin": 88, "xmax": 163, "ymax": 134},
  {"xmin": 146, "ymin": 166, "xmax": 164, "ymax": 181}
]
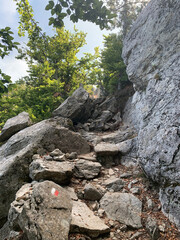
[{"xmin": 122, "ymin": 0, "xmax": 180, "ymax": 229}]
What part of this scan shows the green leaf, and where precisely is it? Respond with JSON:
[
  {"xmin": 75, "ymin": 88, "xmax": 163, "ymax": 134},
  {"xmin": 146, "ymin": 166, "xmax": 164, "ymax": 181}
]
[
  {"xmin": 66, "ymin": 9, "xmax": 71, "ymax": 15},
  {"xmin": 58, "ymin": 13, "xmax": 67, "ymax": 19},
  {"xmin": 45, "ymin": 1, "xmax": 55, "ymax": 11},
  {"xmin": 54, "ymin": 4, "xmax": 62, "ymax": 13},
  {"xmin": 60, "ymin": 0, "xmax": 68, "ymax": 8},
  {"xmin": 49, "ymin": 17, "xmax": 55, "ymax": 25},
  {"xmin": 51, "ymin": 9, "xmax": 56, "ymax": 15}
]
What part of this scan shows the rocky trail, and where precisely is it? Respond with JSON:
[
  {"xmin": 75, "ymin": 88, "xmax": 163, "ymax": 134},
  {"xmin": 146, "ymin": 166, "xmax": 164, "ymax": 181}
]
[
  {"xmin": 1, "ymin": 0, "xmax": 180, "ymax": 238},
  {"xmin": 0, "ymin": 117, "xmax": 179, "ymax": 239}
]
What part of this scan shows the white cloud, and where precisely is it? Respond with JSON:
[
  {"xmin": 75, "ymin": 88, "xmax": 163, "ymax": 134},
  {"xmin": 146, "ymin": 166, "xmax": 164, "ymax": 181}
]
[
  {"xmin": 0, "ymin": 0, "xmax": 17, "ymax": 26},
  {"xmin": 0, "ymin": 55, "xmax": 28, "ymax": 83}
]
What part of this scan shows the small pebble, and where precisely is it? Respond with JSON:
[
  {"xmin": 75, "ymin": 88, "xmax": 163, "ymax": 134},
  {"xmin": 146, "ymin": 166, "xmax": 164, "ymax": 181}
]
[
  {"xmin": 109, "ymin": 220, "xmax": 114, "ymax": 227},
  {"xmin": 131, "ymin": 179, "xmax": 138, "ymax": 184},
  {"xmin": 146, "ymin": 197, "xmax": 154, "ymax": 209},
  {"xmin": 68, "ymin": 152, "xmax": 78, "ymax": 160},
  {"xmin": 98, "ymin": 208, "xmax": 105, "ymax": 217},
  {"xmin": 120, "ymin": 224, "xmax": 127, "ymax": 231},
  {"xmin": 44, "ymin": 155, "xmax": 53, "ymax": 161},
  {"xmin": 50, "ymin": 149, "xmax": 63, "ymax": 157},
  {"xmin": 130, "ymin": 187, "xmax": 140, "ymax": 194},
  {"xmin": 159, "ymin": 223, "xmax": 166, "ymax": 232},
  {"xmin": 53, "ymin": 155, "xmax": 66, "ymax": 161},
  {"xmin": 120, "ymin": 173, "xmax": 132, "ymax": 178},
  {"xmin": 32, "ymin": 154, "xmax": 40, "ymax": 160},
  {"xmin": 109, "ymin": 169, "xmax": 114, "ymax": 175},
  {"xmin": 110, "ymin": 232, "xmax": 115, "ymax": 238}
]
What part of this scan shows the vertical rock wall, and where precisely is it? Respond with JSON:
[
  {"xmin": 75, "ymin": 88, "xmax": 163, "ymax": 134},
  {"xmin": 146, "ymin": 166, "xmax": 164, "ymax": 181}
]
[{"xmin": 122, "ymin": 0, "xmax": 180, "ymax": 229}]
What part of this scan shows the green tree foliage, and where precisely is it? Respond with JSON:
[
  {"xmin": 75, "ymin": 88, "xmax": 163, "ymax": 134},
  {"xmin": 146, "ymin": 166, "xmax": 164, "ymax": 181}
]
[
  {"xmin": 45, "ymin": 0, "xmax": 115, "ymax": 29},
  {"xmin": 14, "ymin": 0, "xmax": 115, "ymax": 31},
  {"xmin": 17, "ymin": 27, "xmax": 88, "ymax": 97},
  {"xmin": 0, "ymin": 2, "xmax": 102, "ymax": 126},
  {"xmin": 105, "ymin": 0, "xmax": 149, "ymax": 37},
  {"xmin": 0, "ymin": 0, "xmax": 115, "ymax": 128},
  {"xmin": 100, "ymin": 33, "xmax": 129, "ymax": 94},
  {"xmin": 0, "ymin": 27, "xmax": 101, "ymax": 126},
  {"xmin": 0, "ymin": 27, "xmax": 19, "ymax": 96}
]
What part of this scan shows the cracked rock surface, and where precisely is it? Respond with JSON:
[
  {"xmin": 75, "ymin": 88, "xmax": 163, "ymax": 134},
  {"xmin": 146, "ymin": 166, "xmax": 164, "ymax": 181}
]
[{"xmin": 8, "ymin": 181, "xmax": 72, "ymax": 240}]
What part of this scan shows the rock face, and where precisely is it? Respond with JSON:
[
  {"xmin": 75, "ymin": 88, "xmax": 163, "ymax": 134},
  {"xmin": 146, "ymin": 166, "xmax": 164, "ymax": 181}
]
[
  {"xmin": 71, "ymin": 200, "xmax": 109, "ymax": 237},
  {"xmin": 100, "ymin": 192, "xmax": 142, "ymax": 228},
  {"xmin": 53, "ymin": 87, "xmax": 92, "ymax": 123},
  {"xmin": 8, "ymin": 181, "xmax": 72, "ymax": 240},
  {"xmin": 0, "ymin": 118, "xmax": 90, "ymax": 224},
  {"xmin": 0, "ymin": 112, "xmax": 31, "ymax": 142},
  {"xmin": 122, "ymin": 0, "xmax": 180, "ymax": 229}
]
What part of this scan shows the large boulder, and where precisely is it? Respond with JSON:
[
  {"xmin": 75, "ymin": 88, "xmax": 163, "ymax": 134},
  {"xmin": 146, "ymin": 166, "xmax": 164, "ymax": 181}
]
[
  {"xmin": 122, "ymin": 0, "xmax": 180, "ymax": 229},
  {"xmin": 52, "ymin": 87, "xmax": 93, "ymax": 123},
  {"xmin": 0, "ymin": 112, "xmax": 31, "ymax": 142},
  {"xmin": 70, "ymin": 200, "xmax": 109, "ymax": 237},
  {"xmin": 8, "ymin": 181, "xmax": 72, "ymax": 240},
  {"xmin": 0, "ymin": 117, "xmax": 90, "ymax": 225},
  {"xmin": 29, "ymin": 159, "xmax": 74, "ymax": 185},
  {"xmin": 94, "ymin": 143, "xmax": 119, "ymax": 156},
  {"xmin": 100, "ymin": 192, "xmax": 142, "ymax": 229},
  {"xmin": 73, "ymin": 159, "xmax": 101, "ymax": 179}
]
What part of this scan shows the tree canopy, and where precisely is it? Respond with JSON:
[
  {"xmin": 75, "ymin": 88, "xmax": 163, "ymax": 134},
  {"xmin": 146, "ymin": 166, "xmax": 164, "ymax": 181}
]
[
  {"xmin": 105, "ymin": 0, "xmax": 149, "ymax": 37},
  {"xmin": 0, "ymin": 0, "xmax": 146, "ymax": 128},
  {"xmin": 100, "ymin": 33, "xmax": 129, "ymax": 94},
  {"xmin": 0, "ymin": 28, "xmax": 19, "ymax": 96},
  {"xmin": 0, "ymin": 0, "xmax": 106, "ymax": 127}
]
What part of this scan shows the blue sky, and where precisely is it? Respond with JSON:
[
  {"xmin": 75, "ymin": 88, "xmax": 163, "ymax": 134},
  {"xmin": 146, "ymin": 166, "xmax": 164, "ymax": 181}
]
[{"xmin": 0, "ymin": 0, "xmax": 117, "ymax": 82}]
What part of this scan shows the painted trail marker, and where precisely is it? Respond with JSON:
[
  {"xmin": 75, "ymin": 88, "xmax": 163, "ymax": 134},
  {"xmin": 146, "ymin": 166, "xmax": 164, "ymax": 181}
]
[{"xmin": 51, "ymin": 188, "xmax": 59, "ymax": 197}]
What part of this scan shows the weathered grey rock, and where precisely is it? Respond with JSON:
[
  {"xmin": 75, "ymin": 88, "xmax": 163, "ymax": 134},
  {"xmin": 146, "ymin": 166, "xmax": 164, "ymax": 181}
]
[
  {"xmin": 29, "ymin": 159, "xmax": 74, "ymax": 185},
  {"xmin": 98, "ymin": 96, "xmax": 117, "ymax": 114},
  {"xmin": 94, "ymin": 143, "xmax": 119, "ymax": 156},
  {"xmin": 90, "ymin": 110, "xmax": 113, "ymax": 131},
  {"xmin": 78, "ymin": 153, "xmax": 97, "ymax": 162},
  {"xmin": 120, "ymin": 173, "xmax": 133, "ymax": 178},
  {"xmin": 99, "ymin": 110, "xmax": 113, "ymax": 122},
  {"xmin": 112, "ymin": 111, "xmax": 121, "ymax": 122},
  {"xmin": 84, "ymin": 183, "xmax": 103, "ymax": 201},
  {"xmin": 0, "ymin": 118, "xmax": 90, "ymax": 224},
  {"xmin": 73, "ymin": 160, "xmax": 101, "ymax": 179},
  {"xmin": 100, "ymin": 192, "xmax": 142, "ymax": 228},
  {"xmin": 53, "ymin": 87, "xmax": 92, "ymax": 123},
  {"xmin": 68, "ymin": 152, "xmax": 78, "ymax": 160},
  {"xmin": 146, "ymin": 197, "xmax": 155, "ymax": 210},
  {"xmin": 0, "ymin": 222, "xmax": 10, "ymax": 240},
  {"xmin": 44, "ymin": 155, "xmax": 53, "ymax": 161},
  {"xmin": 8, "ymin": 181, "xmax": 72, "ymax": 240},
  {"xmin": 78, "ymin": 129, "xmax": 102, "ymax": 145},
  {"xmin": 116, "ymin": 139, "xmax": 133, "ymax": 155},
  {"xmin": 50, "ymin": 148, "xmax": 63, "ymax": 156},
  {"xmin": 53, "ymin": 154, "xmax": 66, "ymax": 161},
  {"xmin": 0, "ymin": 112, "xmax": 31, "ymax": 142},
  {"xmin": 130, "ymin": 231, "xmax": 143, "ymax": 240},
  {"xmin": 89, "ymin": 120, "xmax": 104, "ymax": 131},
  {"xmin": 70, "ymin": 200, "xmax": 109, "ymax": 237},
  {"xmin": 101, "ymin": 128, "xmax": 136, "ymax": 144},
  {"xmin": 64, "ymin": 187, "xmax": 78, "ymax": 201},
  {"xmin": 145, "ymin": 216, "xmax": 160, "ymax": 240},
  {"xmin": 122, "ymin": 0, "xmax": 180, "ymax": 229},
  {"xmin": 160, "ymin": 186, "xmax": 180, "ymax": 231},
  {"xmin": 104, "ymin": 177, "xmax": 125, "ymax": 192},
  {"xmin": 130, "ymin": 187, "xmax": 141, "ymax": 195}
]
